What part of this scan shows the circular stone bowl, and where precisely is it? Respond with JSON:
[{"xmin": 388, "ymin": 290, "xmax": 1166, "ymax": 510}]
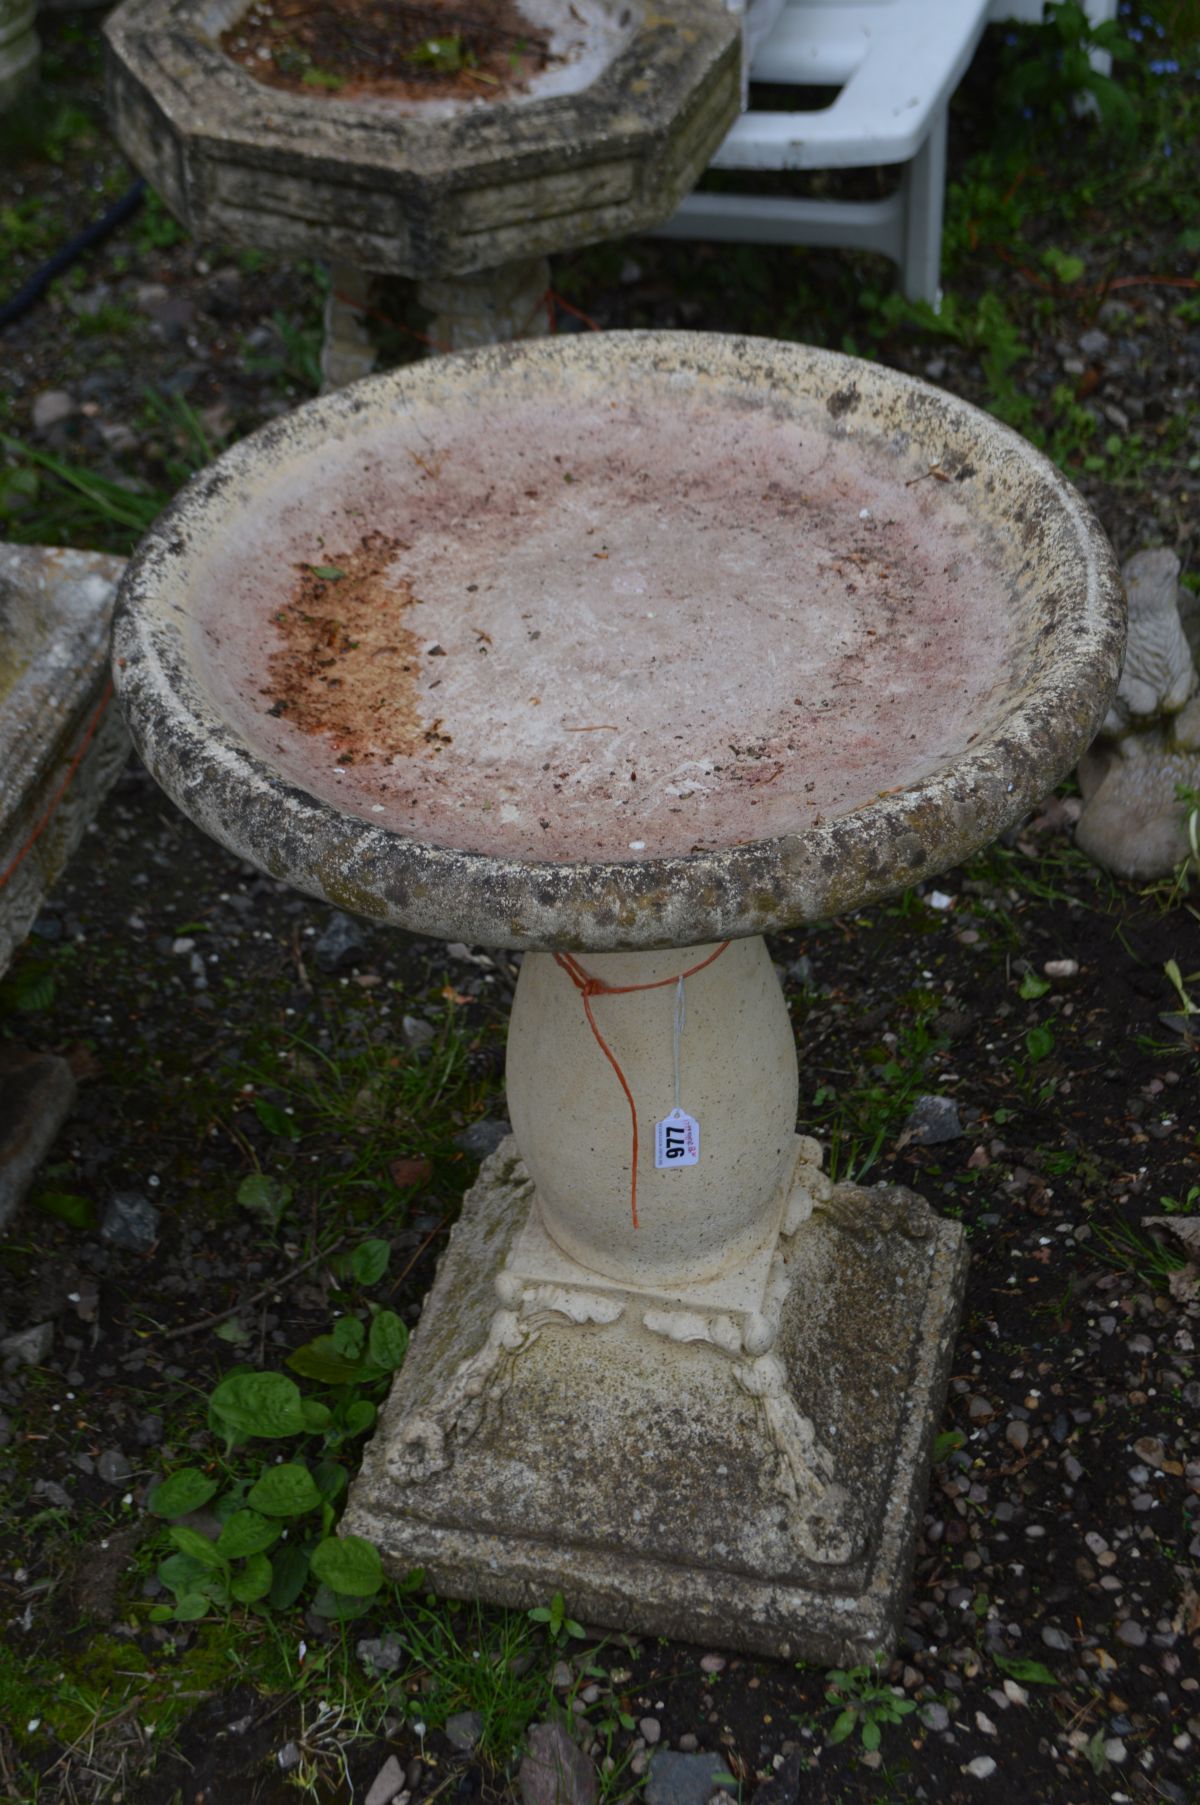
[{"xmin": 112, "ymin": 332, "xmax": 1125, "ymax": 951}]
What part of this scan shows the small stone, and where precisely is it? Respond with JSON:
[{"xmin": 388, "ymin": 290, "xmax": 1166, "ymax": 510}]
[
  {"xmin": 1042, "ymin": 1626, "xmax": 1071, "ymax": 1651},
  {"xmin": 967, "ymin": 1394, "xmax": 994, "ymax": 1422},
  {"xmin": 698, "ymin": 1654, "xmax": 726, "ymax": 1674},
  {"xmin": 1006, "ymin": 1420, "xmax": 1030, "ymax": 1452},
  {"xmin": 97, "ymin": 1449, "xmax": 132, "ymax": 1485},
  {"xmin": 646, "ymin": 1750, "xmax": 732, "ymax": 1805},
  {"xmin": 920, "ymin": 1702, "xmax": 950, "ymax": 1731},
  {"xmin": 32, "ymin": 1478, "xmax": 71, "ymax": 1510},
  {"xmin": 640, "ymin": 1718, "xmax": 662, "ymax": 1744},
  {"xmin": 520, "ymin": 1720, "xmax": 599, "ymax": 1805},
  {"xmin": 902, "ymin": 1095, "xmax": 963, "ymax": 1146},
  {"xmin": 313, "ymin": 911, "xmax": 368, "ymax": 972},
  {"xmin": 1103, "ymin": 1738, "xmax": 1127, "ymax": 1764},
  {"xmin": 964, "ymin": 1757, "xmax": 996, "ymax": 1779},
  {"xmin": 1, "ymin": 1321, "xmax": 54, "ymax": 1365},
  {"xmin": 677, "ymin": 1734, "xmax": 699, "ymax": 1752},
  {"xmin": 1116, "ymin": 1619, "xmax": 1146, "ymax": 1647},
  {"xmin": 454, "ymin": 1119, "xmax": 512, "ymax": 1159},
  {"xmin": 357, "ymin": 1633, "xmax": 405, "ymax": 1674},
  {"xmin": 444, "ymin": 1709, "xmax": 485, "ymax": 1752},
  {"xmin": 1079, "ymin": 328, "xmax": 1109, "ymax": 359},
  {"xmin": 1043, "ymin": 959, "xmax": 1079, "ymax": 979},
  {"xmin": 551, "ymin": 1660, "xmax": 573, "ymax": 1689},
  {"xmin": 100, "ymin": 1192, "xmax": 160, "ymax": 1254},
  {"xmin": 402, "ymin": 1014, "xmax": 436, "ymax": 1050},
  {"xmin": 365, "ymin": 1755, "xmax": 407, "ymax": 1805},
  {"xmin": 277, "ymin": 1742, "xmax": 302, "ymax": 1771},
  {"xmin": 31, "ymin": 389, "xmax": 76, "ymax": 432}
]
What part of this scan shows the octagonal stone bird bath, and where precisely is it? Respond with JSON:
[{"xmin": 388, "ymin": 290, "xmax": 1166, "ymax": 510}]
[
  {"xmin": 103, "ymin": 0, "xmax": 741, "ymax": 384},
  {"xmin": 112, "ymin": 333, "xmax": 1124, "ymax": 1661}
]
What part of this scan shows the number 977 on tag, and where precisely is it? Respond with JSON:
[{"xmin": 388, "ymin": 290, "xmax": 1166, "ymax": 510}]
[{"xmin": 655, "ymin": 1107, "xmax": 699, "ymax": 1169}]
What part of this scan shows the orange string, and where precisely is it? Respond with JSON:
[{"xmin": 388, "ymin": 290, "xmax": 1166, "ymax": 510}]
[
  {"xmin": 0, "ymin": 679, "xmax": 115, "ymax": 895},
  {"xmin": 552, "ymin": 941, "xmax": 731, "ymax": 1230}
]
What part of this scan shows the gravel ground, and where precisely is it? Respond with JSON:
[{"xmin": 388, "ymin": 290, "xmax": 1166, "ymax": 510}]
[{"xmin": 1, "ymin": 6, "xmax": 1199, "ymax": 1805}]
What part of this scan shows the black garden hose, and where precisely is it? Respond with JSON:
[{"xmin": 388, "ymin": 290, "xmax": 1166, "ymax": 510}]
[{"xmin": 0, "ymin": 177, "xmax": 147, "ymax": 331}]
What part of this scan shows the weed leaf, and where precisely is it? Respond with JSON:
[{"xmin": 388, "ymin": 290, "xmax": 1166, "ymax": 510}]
[
  {"xmin": 332, "ymin": 1314, "xmax": 366, "ymax": 1359},
  {"xmin": 210, "ymin": 1370, "xmax": 307, "ymax": 1438},
  {"xmin": 993, "ymin": 1653, "xmax": 1058, "ymax": 1685},
  {"xmin": 236, "ymin": 1173, "xmax": 293, "ymax": 1225},
  {"xmin": 268, "ymin": 1543, "xmax": 311, "ymax": 1610},
  {"xmin": 216, "ymin": 1508, "xmax": 281, "ymax": 1558},
  {"xmin": 344, "ymin": 1399, "xmax": 377, "ymax": 1436},
  {"xmin": 35, "ymin": 1191, "xmax": 97, "ymax": 1230},
  {"xmin": 254, "ymin": 1098, "xmax": 299, "ymax": 1140},
  {"xmin": 172, "ymin": 1593, "xmax": 211, "ymax": 1622},
  {"xmin": 148, "ymin": 1467, "xmax": 219, "ymax": 1518},
  {"xmin": 368, "ymin": 1309, "xmax": 409, "ymax": 1372},
  {"xmin": 301, "ymin": 1397, "xmax": 333, "ymax": 1431},
  {"xmin": 288, "ymin": 1336, "xmax": 366, "ymax": 1385},
  {"xmin": 350, "ymin": 1238, "xmax": 390, "ymax": 1285},
  {"xmin": 230, "ymin": 1552, "xmax": 274, "ymax": 1604},
  {"xmin": 311, "ymin": 1459, "xmax": 348, "ymax": 1500},
  {"xmin": 246, "ymin": 1463, "xmax": 323, "ymax": 1517},
  {"xmin": 169, "ymin": 1525, "xmax": 226, "ymax": 1568},
  {"xmin": 310, "ymin": 1533, "xmax": 384, "ymax": 1597}
]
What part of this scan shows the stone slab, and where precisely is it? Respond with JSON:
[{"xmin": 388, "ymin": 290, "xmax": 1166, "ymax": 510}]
[
  {"xmin": 344, "ymin": 1141, "xmax": 968, "ymax": 1663},
  {"xmin": 0, "ymin": 1043, "xmax": 76, "ymax": 1233},
  {"xmin": 0, "ymin": 543, "xmax": 129, "ymax": 980}
]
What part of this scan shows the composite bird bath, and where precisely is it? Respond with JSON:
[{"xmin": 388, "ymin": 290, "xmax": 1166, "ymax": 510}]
[
  {"xmin": 103, "ymin": 0, "xmax": 741, "ymax": 383},
  {"xmin": 112, "ymin": 333, "xmax": 1124, "ymax": 1660}
]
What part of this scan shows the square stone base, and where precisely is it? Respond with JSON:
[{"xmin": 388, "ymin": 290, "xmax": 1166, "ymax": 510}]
[{"xmin": 344, "ymin": 1142, "xmax": 967, "ymax": 1664}]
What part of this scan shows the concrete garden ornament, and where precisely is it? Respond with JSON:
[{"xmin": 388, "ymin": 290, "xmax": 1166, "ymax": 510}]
[
  {"xmin": 1076, "ymin": 547, "xmax": 1200, "ymax": 881},
  {"xmin": 103, "ymin": 0, "xmax": 741, "ymax": 386},
  {"xmin": 111, "ymin": 333, "xmax": 1124, "ymax": 1661}
]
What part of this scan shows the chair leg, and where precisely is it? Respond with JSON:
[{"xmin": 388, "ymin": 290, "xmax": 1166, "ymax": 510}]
[{"xmin": 899, "ymin": 107, "xmax": 948, "ymax": 309}]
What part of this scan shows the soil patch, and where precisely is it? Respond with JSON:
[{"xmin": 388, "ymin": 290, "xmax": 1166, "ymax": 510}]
[
  {"xmin": 263, "ymin": 531, "xmax": 425, "ymax": 764},
  {"xmin": 219, "ymin": 0, "xmax": 555, "ymax": 102}
]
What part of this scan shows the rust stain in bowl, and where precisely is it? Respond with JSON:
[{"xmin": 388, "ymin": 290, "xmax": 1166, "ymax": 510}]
[{"xmin": 262, "ymin": 530, "xmax": 424, "ymax": 764}]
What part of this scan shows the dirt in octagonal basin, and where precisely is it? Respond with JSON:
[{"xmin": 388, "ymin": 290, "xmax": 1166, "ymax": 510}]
[{"xmin": 219, "ymin": 0, "xmax": 560, "ymax": 101}]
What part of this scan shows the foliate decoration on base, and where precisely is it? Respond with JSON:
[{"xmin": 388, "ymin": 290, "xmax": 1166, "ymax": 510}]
[
  {"xmin": 813, "ymin": 1180, "xmax": 937, "ymax": 1247},
  {"xmin": 735, "ymin": 1353, "xmax": 854, "ymax": 1565},
  {"xmin": 386, "ymin": 1288, "xmax": 624, "ymax": 1483}
]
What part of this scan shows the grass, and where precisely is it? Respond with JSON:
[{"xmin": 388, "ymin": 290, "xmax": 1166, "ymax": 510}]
[
  {"xmin": 1090, "ymin": 1216, "xmax": 1187, "ymax": 1289},
  {"xmin": 805, "ymin": 987, "xmax": 949, "ymax": 1182}
]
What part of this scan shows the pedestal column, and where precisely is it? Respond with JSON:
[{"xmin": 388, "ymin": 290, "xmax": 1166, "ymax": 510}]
[
  {"xmin": 416, "ymin": 256, "xmax": 551, "ymax": 353},
  {"xmin": 506, "ymin": 937, "xmax": 797, "ymax": 1288}
]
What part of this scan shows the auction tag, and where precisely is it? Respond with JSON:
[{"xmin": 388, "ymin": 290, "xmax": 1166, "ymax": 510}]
[{"xmin": 655, "ymin": 1107, "xmax": 699, "ymax": 1169}]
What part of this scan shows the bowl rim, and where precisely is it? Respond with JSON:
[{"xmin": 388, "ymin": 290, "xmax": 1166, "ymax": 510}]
[{"xmin": 111, "ymin": 329, "xmax": 1126, "ymax": 952}]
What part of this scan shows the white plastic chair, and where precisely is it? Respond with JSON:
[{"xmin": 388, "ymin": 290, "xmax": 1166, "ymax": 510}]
[{"xmin": 658, "ymin": 0, "xmax": 1117, "ymax": 305}]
